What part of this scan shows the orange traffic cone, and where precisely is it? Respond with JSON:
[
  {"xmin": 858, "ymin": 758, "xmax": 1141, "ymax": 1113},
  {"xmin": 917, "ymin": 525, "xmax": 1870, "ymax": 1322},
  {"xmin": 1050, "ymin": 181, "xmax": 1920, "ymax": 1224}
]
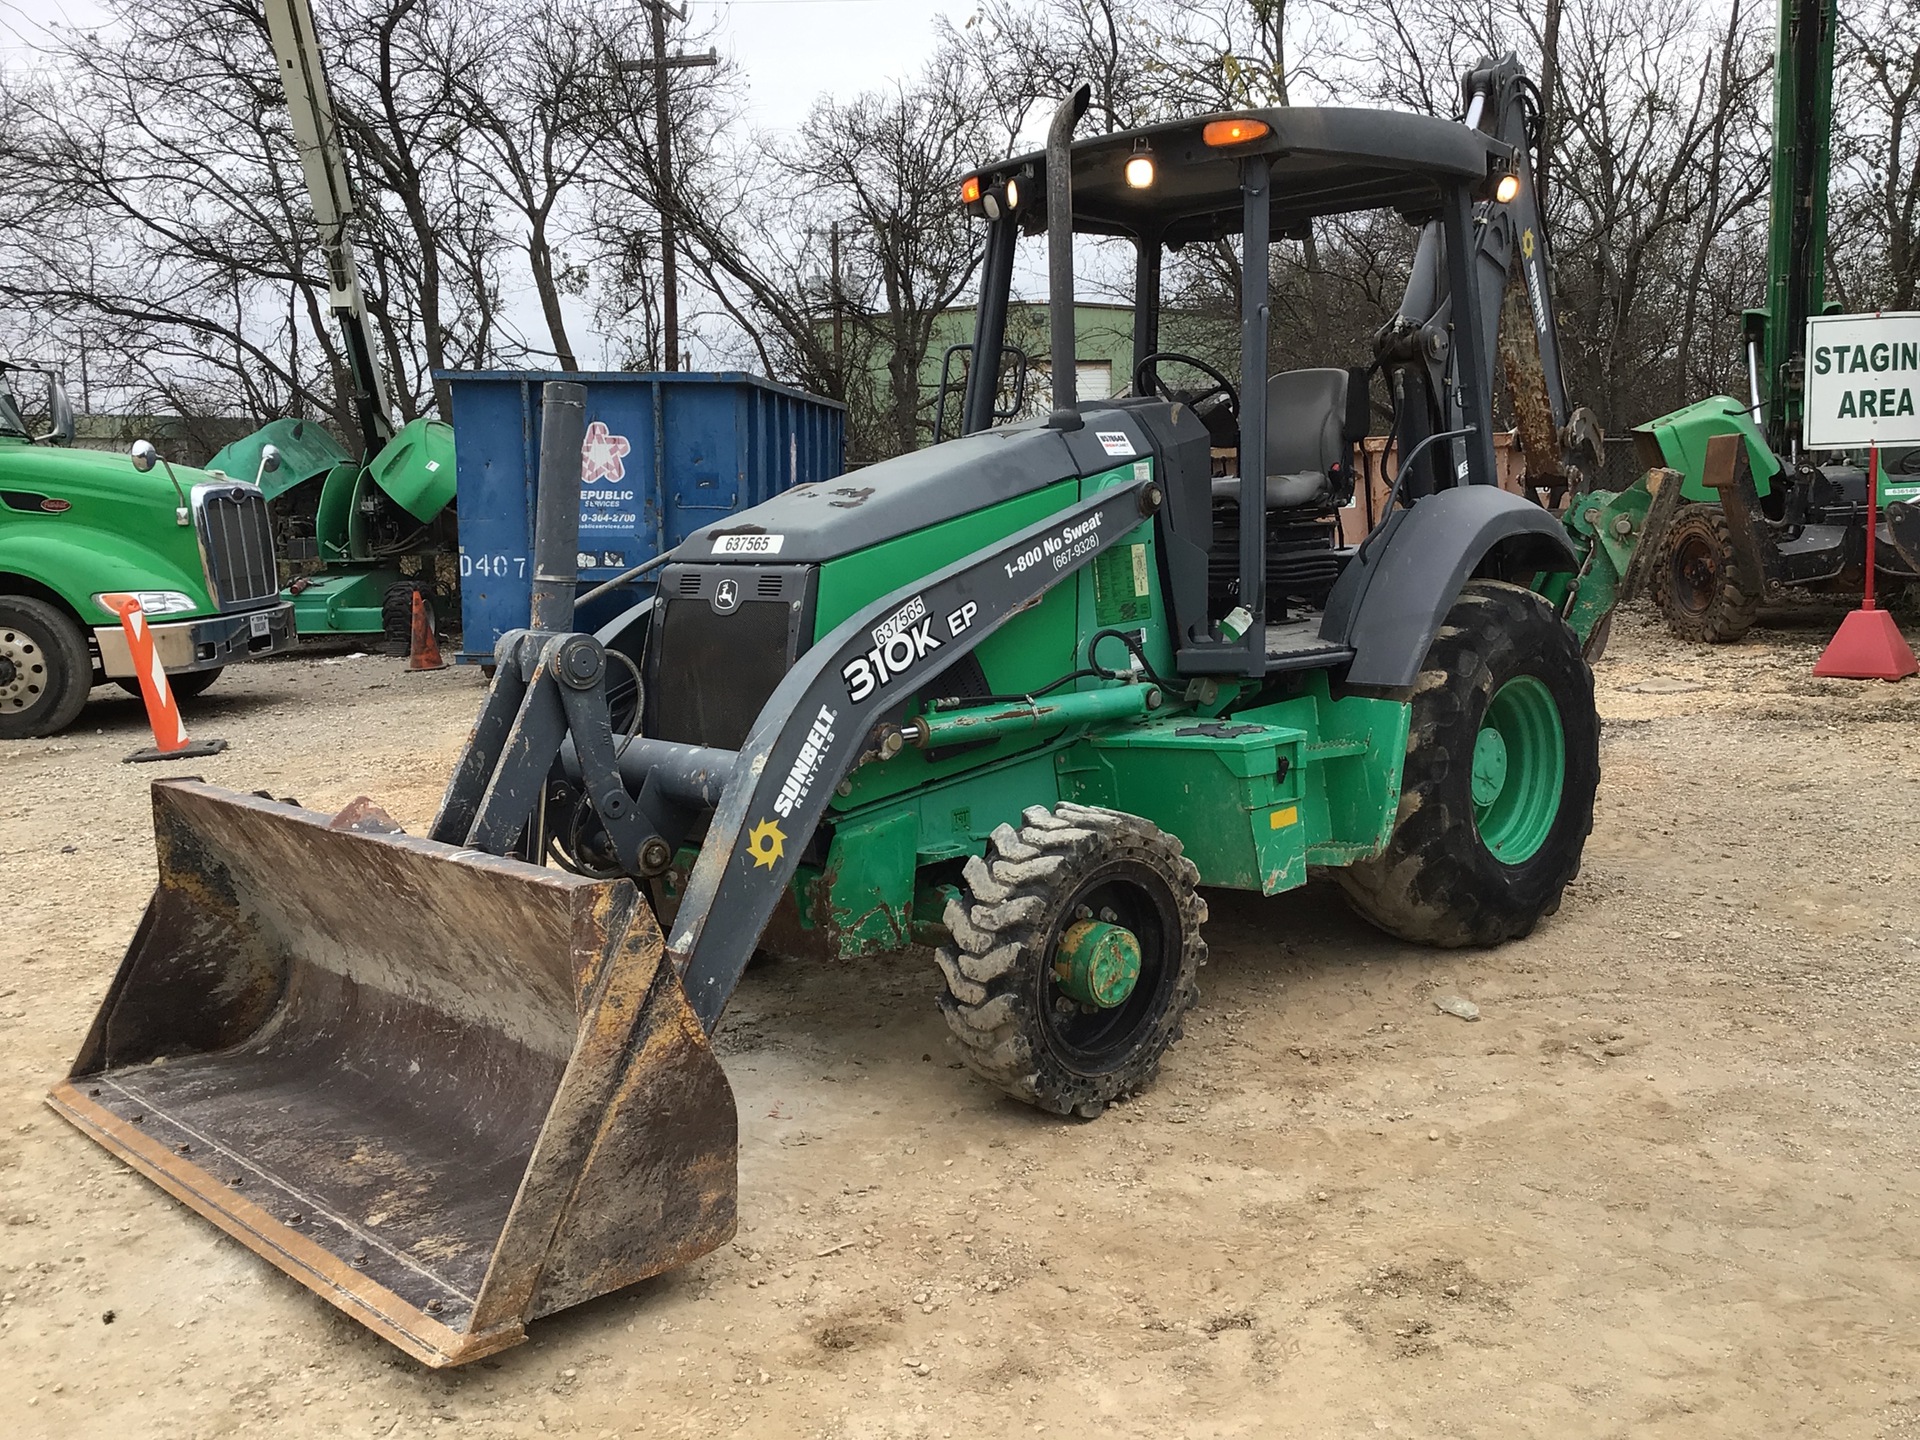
[
  {"xmin": 119, "ymin": 598, "xmax": 228, "ymax": 763},
  {"xmin": 1812, "ymin": 446, "xmax": 1918, "ymax": 681},
  {"xmin": 407, "ymin": 588, "xmax": 446, "ymax": 672}
]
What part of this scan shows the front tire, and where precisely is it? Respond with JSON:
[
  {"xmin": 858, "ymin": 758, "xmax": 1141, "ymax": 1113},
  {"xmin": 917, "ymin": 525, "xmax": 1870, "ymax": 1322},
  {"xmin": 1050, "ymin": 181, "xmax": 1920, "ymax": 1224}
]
[
  {"xmin": 1337, "ymin": 580, "xmax": 1598, "ymax": 948},
  {"xmin": 0, "ymin": 596, "xmax": 91, "ymax": 739},
  {"xmin": 936, "ymin": 803, "xmax": 1206, "ymax": 1118},
  {"xmin": 1655, "ymin": 503, "xmax": 1759, "ymax": 643}
]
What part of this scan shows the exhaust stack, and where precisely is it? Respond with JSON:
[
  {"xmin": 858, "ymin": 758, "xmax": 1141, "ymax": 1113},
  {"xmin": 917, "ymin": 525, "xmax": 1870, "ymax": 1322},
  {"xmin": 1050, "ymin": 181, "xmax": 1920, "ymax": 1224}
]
[{"xmin": 1045, "ymin": 83, "xmax": 1092, "ymax": 429}]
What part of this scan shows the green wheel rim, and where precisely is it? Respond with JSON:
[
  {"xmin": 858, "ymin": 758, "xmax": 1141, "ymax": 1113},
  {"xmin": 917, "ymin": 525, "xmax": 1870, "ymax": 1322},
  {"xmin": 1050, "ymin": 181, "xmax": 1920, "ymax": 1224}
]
[{"xmin": 1473, "ymin": 675, "xmax": 1564, "ymax": 863}]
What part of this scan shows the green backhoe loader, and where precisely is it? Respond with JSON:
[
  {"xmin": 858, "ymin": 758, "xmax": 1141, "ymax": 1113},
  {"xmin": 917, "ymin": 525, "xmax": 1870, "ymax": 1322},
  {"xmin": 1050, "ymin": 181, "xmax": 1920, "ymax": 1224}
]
[{"xmin": 50, "ymin": 60, "xmax": 1668, "ymax": 1366}]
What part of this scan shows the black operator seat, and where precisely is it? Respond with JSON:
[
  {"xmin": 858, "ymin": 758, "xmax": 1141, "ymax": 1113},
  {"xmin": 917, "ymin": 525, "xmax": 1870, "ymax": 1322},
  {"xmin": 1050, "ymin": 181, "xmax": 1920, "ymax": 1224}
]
[{"xmin": 1211, "ymin": 367, "xmax": 1357, "ymax": 513}]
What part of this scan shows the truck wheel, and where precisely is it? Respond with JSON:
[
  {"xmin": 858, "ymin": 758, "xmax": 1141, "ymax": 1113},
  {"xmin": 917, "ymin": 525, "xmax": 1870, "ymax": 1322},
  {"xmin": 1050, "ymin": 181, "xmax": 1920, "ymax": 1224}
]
[
  {"xmin": 116, "ymin": 667, "xmax": 222, "ymax": 701},
  {"xmin": 0, "ymin": 596, "xmax": 92, "ymax": 739},
  {"xmin": 1655, "ymin": 503, "xmax": 1759, "ymax": 643},
  {"xmin": 1336, "ymin": 580, "xmax": 1598, "ymax": 948},
  {"xmin": 936, "ymin": 803, "xmax": 1205, "ymax": 1119}
]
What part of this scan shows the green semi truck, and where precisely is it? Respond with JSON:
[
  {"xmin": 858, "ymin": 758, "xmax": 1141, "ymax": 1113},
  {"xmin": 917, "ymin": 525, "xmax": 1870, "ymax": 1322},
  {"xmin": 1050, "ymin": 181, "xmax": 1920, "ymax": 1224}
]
[{"xmin": 0, "ymin": 359, "xmax": 295, "ymax": 739}]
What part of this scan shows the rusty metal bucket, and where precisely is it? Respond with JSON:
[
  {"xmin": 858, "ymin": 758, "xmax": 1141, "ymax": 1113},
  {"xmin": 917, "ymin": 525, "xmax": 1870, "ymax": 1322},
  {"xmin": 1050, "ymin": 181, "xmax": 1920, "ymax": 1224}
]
[{"xmin": 47, "ymin": 779, "xmax": 736, "ymax": 1367}]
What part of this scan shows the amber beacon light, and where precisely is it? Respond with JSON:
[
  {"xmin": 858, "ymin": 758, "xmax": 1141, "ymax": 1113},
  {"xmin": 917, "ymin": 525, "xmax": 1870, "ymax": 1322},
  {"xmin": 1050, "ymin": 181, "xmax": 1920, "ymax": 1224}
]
[{"xmin": 1202, "ymin": 117, "xmax": 1271, "ymax": 147}]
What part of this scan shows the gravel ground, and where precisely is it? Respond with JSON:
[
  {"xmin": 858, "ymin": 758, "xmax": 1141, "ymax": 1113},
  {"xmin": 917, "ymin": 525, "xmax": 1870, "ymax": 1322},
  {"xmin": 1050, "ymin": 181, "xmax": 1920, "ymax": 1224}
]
[{"xmin": 2, "ymin": 605, "xmax": 1918, "ymax": 1439}]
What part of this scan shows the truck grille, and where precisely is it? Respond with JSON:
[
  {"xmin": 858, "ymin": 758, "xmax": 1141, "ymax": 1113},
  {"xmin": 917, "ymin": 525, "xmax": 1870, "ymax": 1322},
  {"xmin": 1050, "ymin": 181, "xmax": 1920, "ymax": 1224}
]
[{"xmin": 193, "ymin": 483, "xmax": 279, "ymax": 610}]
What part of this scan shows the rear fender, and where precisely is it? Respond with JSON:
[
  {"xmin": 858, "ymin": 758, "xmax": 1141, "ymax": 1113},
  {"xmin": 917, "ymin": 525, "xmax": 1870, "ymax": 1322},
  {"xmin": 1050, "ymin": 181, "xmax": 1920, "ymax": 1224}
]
[{"xmin": 1323, "ymin": 487, "xmax": 1576, "ymax": 691}]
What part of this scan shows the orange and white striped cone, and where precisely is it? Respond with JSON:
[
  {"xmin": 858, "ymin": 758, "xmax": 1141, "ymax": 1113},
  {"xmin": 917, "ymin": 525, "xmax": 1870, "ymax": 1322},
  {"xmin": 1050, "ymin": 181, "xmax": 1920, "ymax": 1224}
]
[{"xmin": 119, "ymin": 598, "xmax": 228, "ymax": 763}]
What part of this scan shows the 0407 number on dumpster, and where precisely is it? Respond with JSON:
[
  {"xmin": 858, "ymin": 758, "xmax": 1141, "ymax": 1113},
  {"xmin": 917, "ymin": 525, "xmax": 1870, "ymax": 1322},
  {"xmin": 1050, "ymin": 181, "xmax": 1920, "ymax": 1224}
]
[{"xmin": 461, "ymin": 553, "xmax": 528, "ymax": 579}]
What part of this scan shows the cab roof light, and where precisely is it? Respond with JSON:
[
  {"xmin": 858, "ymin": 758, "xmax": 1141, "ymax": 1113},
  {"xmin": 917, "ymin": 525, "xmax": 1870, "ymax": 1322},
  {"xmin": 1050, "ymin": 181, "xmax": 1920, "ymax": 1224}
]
[
  {"xmin": 1202, "ymin": 117, "xmax": 1271, "ymax": 147},
  {"xmin": 1124, "ymin": 139, "xmax": 1155, "ymax": 189},
  {"xmin": 960, "ymin": 175, "xmax": 982, "ymax": 205}
]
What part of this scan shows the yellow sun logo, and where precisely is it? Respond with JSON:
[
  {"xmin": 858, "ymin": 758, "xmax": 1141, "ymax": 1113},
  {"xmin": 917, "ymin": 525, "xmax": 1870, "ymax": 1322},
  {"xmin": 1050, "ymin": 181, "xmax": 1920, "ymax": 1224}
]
[{"xmin": 746, "ymin": 818, "xmax": 786, "ymax": 869}]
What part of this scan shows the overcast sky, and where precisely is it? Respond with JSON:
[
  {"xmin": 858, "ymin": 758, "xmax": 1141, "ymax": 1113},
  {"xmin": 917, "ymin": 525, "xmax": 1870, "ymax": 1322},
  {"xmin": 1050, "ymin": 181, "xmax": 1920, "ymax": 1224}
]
[
  {"xmin": 0, "ymin": 0, "xmax": 984, "ymax": 369},
  {"xmin": 0, "ymin": 0, "xmax": 965, "ymax": 135}
]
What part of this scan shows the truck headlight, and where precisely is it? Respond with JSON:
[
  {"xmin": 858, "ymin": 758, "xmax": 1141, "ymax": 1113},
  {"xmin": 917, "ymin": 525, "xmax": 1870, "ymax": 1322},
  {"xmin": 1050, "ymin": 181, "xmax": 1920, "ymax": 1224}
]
[{"xmin": 95, "ymin": 590, "xmax": 198, "ymax": 618}]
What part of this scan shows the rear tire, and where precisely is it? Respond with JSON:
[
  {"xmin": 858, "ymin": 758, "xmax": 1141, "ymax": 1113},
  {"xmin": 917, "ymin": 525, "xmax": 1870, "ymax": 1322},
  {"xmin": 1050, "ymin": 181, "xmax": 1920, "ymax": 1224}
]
[
  {"xmin": 0, "ymin": 596, "xmax": 91, "ymax": 738},
  {"xmin": 1336, "ymin": 580, "xmax": 1597, "ymax": 948},
  {"xmin": 1655, "ymin": 503, "xmax": 1759, "ymax": 643},
  {"xmin": 936, "ymin": 803, "xmax": 1205, "ymax": 1118},
  {"xmin": 116, "ymin": 666, "xmax": 222, "ymax": 701}
]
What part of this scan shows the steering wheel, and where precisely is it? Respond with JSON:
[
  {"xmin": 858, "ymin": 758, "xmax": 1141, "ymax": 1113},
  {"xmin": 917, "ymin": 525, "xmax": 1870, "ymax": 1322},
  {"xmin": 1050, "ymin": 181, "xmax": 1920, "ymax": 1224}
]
[{"xmin": 1133, "ymin": 351, "xmax": 1240, "ymax": 423}]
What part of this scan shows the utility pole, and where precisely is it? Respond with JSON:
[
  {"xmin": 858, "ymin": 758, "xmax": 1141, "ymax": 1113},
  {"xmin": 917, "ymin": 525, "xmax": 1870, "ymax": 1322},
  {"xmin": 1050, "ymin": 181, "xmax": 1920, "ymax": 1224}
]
[
  {"xmin": 617, "ymin": 3, "xmax": 716, "ymax": 373},
  {"xmin": 829, "ymin": 220, "xmax": 843, "ymax": 391},
  {"xmin": 1538, "ymin": 0, "xmax": 1563, "ymax": 219}
]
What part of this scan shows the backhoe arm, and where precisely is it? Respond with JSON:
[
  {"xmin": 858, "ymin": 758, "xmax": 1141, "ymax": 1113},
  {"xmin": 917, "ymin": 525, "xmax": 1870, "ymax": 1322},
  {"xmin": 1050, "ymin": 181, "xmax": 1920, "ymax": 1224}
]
[
  {"xmin": 1380, "ymin": 54, "xmax": 1603, "ymax": 502},
  {"xmin": 263, "ymin": 0, "xmax": 395, "ymax": 456},
  {"xmin": 1461, "ymin": 54, "xmax": 1605, "ymax": 499}
]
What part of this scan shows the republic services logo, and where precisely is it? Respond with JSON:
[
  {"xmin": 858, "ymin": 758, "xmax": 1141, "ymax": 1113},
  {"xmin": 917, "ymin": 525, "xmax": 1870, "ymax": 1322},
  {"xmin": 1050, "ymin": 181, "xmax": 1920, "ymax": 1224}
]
[{"xmin": 581, "ymin": 420, "xmax": 631, "ymax": 483}]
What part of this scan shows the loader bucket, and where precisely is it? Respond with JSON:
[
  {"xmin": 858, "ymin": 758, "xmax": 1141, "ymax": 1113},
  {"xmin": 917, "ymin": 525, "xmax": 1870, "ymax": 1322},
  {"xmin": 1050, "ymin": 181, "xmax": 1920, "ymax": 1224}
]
[{"xmin": 47, "ymin": 779, "xmax": 736, "ymax": 1367}]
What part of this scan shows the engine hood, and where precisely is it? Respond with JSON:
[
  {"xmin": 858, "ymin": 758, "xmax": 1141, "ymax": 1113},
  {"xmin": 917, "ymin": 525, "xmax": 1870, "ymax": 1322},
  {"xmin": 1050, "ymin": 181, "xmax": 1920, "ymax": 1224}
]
[
  {"xmin": 684, "ymin": 406, "xmax": 1158, "ymax": 566},
  {"xmin": 0, "ymin": 437, "xmax": 225, "ymax": 508}
]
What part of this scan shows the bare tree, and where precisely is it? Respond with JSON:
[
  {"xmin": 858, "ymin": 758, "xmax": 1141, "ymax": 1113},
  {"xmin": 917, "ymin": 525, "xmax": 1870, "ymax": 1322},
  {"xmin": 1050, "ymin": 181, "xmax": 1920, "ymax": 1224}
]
[
  {"xmin": 451, "ymin": 0, "xmax": 611, "ymax": 370},
  {"xmin": 785, "ymin": 59, "xmax": 993, "ymax": 454},
  {"xmin": 1833, "ymin": 0, "xmax": 1920, "ymax": 309},
  {"xmin": 0, "ymin": 0, "xmax": 1864, "ymax": 461}
]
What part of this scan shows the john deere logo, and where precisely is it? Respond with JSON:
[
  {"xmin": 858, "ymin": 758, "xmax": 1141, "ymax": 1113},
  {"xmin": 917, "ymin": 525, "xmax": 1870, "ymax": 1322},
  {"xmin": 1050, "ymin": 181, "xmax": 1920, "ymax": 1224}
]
[{"xmin": 712, "ymin": 578, "xmax": 741, "ymax": 614}]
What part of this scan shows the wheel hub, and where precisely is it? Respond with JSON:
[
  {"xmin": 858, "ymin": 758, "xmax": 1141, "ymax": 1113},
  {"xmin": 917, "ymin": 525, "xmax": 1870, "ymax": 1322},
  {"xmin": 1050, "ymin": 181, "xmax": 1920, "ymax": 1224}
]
[
  {"xmin": 1470, "ymin": 726, "xmax": 1509, "ymax": 807},
  {"xmin": 1053, "ymin": 918, "xmax": 1142, "ymax": 1009},
  {"xmin": 0, "ymin": 628, "xmax": 44, "ymax": 712},
  {"xmin": 1672, "ymin": 536, "xmax": 1717, "ymax": 614},
  {"xmin": 1473, "ymin": 675, "xmax": 1566, "ymax": 864}
]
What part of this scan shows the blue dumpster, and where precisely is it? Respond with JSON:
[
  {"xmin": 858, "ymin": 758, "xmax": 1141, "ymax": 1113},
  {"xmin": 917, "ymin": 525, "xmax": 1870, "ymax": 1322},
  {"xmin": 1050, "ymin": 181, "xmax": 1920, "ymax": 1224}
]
[{"xmin": 439, "ymin": 369, "xmax": 845, "ymax": 661}]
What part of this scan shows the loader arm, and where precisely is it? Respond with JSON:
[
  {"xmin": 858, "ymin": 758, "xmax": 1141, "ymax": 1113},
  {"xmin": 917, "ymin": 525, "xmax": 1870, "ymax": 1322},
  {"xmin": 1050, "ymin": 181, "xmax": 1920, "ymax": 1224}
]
[
  {"xmin": 429, "ymin": 472, "xmax": 1168, "ymax": 1032},
  {"xmin": 667, "ymin": 475, "xmax": 1163, "ymax": 1028}
]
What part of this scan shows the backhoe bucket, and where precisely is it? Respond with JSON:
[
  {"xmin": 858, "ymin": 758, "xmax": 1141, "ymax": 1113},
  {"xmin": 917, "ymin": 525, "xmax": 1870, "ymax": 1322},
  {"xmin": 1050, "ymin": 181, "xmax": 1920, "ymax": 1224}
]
[{"xmin": 47, "ymin": 779, "xmax": 736, "ymax": 1367}]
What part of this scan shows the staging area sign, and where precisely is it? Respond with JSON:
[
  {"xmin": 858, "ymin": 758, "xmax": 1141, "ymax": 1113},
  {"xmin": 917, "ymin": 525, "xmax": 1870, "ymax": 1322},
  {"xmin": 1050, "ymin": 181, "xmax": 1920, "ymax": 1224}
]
[{"xmin": 1804, "ymin": 311, "xmax": 1920, "ymax": 449}]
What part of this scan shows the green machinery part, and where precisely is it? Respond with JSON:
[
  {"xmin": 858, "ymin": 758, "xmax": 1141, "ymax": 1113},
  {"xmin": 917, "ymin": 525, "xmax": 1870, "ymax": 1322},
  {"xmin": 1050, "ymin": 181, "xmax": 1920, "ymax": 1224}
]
[
  {"xmin": 1749, "ymin": 0, "xmax": 1837, "ymax": 453},
  {"xmin": 208, "ymin": 415, "xmax": 457, "ymax": 637}
]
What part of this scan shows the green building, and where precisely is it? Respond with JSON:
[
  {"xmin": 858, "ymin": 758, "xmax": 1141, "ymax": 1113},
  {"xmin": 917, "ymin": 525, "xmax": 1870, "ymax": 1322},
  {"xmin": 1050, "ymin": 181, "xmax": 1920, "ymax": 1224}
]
[{"xmin": 922, "ymin": 301, "xmax": 1140, "ymax": 438}]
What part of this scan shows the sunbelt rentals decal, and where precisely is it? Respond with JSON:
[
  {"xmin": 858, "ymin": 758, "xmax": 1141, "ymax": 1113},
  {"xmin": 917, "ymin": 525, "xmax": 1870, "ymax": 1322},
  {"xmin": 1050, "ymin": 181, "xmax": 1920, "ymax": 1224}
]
[{"xmin": 773, "ymin": 704, "xmax": 838, "ymax": 818}]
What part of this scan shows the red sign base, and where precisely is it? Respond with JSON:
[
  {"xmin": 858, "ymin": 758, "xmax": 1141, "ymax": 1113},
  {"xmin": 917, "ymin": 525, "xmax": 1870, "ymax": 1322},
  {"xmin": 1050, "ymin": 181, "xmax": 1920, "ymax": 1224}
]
[{"xmin": 1812, "ymin": 607, "xmax": 1919, "ymax": 680}]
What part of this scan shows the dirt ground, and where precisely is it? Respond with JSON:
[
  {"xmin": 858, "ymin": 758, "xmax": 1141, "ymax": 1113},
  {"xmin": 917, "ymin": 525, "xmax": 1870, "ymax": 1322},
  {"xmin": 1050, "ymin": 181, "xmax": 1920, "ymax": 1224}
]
[{"xmin": 4, "ymin": 607, "xmax": 1920, "ymax": 1439}]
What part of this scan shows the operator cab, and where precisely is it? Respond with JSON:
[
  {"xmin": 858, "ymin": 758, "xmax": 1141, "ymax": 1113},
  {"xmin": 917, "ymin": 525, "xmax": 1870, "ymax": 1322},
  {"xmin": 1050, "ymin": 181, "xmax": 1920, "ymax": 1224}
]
[{"xmin": 950, "ymin": 100, "xmax": 1523, "ymax": 677}]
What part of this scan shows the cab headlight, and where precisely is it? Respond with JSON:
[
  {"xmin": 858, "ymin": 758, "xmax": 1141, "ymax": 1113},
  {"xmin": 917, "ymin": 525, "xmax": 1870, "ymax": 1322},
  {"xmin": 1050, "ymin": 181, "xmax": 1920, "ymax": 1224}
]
[{"xmin": 95, "ymin": 590, "xmax": 197, "ymax": 618}]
